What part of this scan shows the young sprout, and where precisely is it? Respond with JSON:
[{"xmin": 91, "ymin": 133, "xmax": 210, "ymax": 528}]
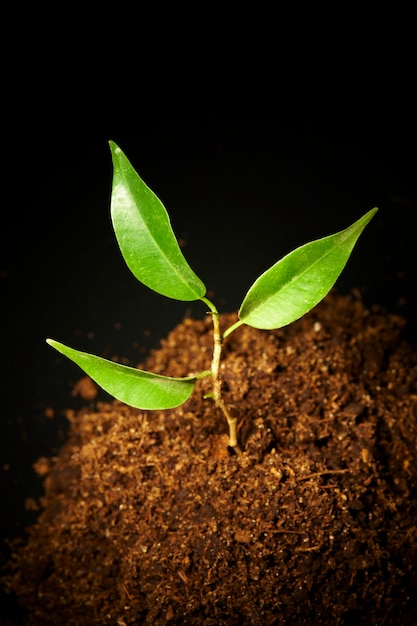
[{"xmin": 47, "ymin": 142, "xmax": 378, "ymax": 455}]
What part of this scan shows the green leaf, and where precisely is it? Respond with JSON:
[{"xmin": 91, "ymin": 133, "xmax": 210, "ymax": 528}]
[
  {"xmin": 46, "ymin": 339, "xmax": 197, "ymax": 410},
  {"xmin": 239, "ymin": 208, "xmax": 378, "ymax": 330},
  {"xmin": 109, "ymin": 141, "xmax": 206, "ymax": 301}
]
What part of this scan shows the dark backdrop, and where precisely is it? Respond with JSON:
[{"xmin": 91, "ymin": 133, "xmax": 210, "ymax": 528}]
[{"xmin": 1, "ymin": 24, "xmax": 416, "ymax": 621}]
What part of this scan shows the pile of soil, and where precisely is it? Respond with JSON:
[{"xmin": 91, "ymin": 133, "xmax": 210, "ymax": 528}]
[{"xmin": 3, "ymin": 293, "xmax": 417, "ymax": 625}]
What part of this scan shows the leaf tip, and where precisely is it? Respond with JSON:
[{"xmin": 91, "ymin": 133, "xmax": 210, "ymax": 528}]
[
  {"xmin": 46, "ymin": 338, "xmax": 60, "ymax": 350},
  {"xmin": 361, "ymin": 207, "xmax": 378, "ymax": 228},
  {"xmin": 108, "ymin": 140, "xmax": 122, "ymax": 157}
]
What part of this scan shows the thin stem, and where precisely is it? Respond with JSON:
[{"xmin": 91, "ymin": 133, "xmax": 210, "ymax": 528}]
[
  {"xmin": 222, "ymin": 318, "xmax": 244, "ymax": 341},
  {"xmin": 200, "ymin": 297, "xmax": 242, "ymax": 455}
]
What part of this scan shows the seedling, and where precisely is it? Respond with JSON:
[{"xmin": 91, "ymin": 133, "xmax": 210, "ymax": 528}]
[{"xmin": 47, "ymin": 142, "xmax": 378, "ymax": 454}]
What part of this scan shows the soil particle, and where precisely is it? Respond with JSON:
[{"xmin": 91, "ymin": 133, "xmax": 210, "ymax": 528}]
[{"xmin": 2, "ymin": 293, "xmax": 417, "ymax": 625}]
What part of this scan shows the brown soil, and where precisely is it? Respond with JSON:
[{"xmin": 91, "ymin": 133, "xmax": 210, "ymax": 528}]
[{"xmin": 3, "ymin": 293, "xmax": 417, "ymax": 625}]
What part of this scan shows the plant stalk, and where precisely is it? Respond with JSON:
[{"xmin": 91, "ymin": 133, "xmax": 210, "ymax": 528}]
[{"xmin": 201, "ymin": 297, "xmax": 242, "ymax": 455}]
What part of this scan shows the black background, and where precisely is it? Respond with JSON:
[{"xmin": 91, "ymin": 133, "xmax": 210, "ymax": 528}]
[{"xmin": 1, "ymin": 12, "xmax": 416, "ymax": 621}]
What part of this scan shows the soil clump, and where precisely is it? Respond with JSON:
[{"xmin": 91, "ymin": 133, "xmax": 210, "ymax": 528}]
[{"xmin": 3, "ymin": 293, "xmax": 417, "ymax": 625}]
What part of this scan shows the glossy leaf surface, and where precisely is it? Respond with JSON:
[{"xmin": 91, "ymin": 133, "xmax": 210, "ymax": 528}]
[
  {"xmin": 239, "ymin": 208, "xmax": 378, "ymax": 329},
  {"xmin": 47, "ymin": 339, "xmax": 197, "ymax": 410},
  {"xmin": 110, "ymin": 141, "xmax": 206, "ymax": 301}
]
